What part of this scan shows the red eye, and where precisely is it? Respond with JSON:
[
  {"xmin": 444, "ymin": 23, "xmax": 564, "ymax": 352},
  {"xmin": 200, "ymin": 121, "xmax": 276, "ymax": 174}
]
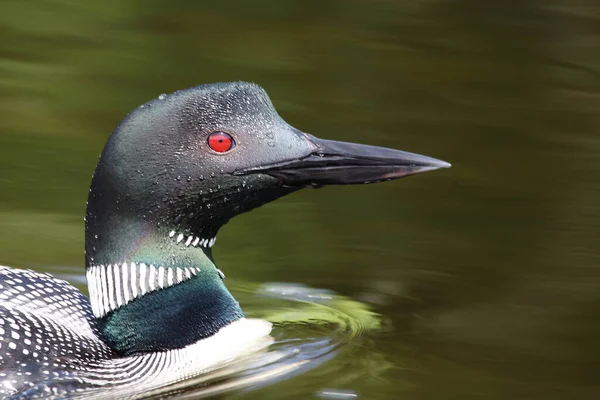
[{"xmin": 208, "ymin": 132, "xmax": 235, "ymax": 153}]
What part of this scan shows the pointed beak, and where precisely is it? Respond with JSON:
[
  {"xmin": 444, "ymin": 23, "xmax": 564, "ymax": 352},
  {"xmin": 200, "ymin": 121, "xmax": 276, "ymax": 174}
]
[{"xmin": 236, "ymin": 134, "xmax": 450, "ymax": 187}]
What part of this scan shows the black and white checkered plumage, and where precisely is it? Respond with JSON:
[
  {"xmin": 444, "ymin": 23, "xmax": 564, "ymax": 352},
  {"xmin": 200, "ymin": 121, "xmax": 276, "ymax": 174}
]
[
  {"xmin": 0, "ymin": 266, "xmax": 271, "ymax": 399},
  {"xmin": 0, "ymin": 266, "xmax": 113, "ymax": 397}
]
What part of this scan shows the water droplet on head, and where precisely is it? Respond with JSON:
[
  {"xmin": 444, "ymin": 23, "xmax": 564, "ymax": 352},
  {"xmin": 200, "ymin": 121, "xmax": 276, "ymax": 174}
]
[
  {"xmin": 267, "ymin": 141, "xmax": 275, "ymax": 147},
  {"xmin": 158, "ymin": 93, "xmax": 167, "ymax": 100}
]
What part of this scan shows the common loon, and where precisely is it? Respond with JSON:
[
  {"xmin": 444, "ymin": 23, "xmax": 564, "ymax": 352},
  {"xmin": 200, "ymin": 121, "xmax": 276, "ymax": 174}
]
[{"xmin": 0, "ymin": 82, "xmax": 449, "ymax": 398}]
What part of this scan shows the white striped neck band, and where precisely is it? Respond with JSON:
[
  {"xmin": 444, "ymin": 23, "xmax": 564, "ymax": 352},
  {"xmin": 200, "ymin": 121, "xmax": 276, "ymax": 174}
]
[
  {"xmin": 86, "ymin": 263, "xmax": 200, "ymax": 318},
  {"xmin": 168, "ymin": 230, "xmax": 216, "ymax": 248}
]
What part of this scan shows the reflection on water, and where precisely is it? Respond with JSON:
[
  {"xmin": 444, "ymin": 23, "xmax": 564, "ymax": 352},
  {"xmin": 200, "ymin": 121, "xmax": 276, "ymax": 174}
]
[{"xmin": 1, "ymin": 0, "xmax": 600, "ymax": 398}]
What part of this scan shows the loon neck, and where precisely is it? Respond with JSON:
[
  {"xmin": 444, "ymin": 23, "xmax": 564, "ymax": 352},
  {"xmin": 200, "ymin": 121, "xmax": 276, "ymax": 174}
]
[
  {"xmin": 96, "ymin": 263, "xmax": 244, "ymax": 355},
  {"xmin": 85, "ymin": 218, "xmax": 243, "ymax": 355}
]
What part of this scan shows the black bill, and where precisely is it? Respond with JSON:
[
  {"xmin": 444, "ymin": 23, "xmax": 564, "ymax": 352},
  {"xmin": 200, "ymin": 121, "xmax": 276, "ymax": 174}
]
[{"xmin": 235, "ymin": 134, "xmax": 451, "ymax": 187}]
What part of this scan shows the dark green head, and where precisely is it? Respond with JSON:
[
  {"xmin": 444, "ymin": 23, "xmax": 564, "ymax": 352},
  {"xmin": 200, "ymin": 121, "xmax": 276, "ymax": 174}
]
[
  {"xmin": 86, "ymin": 82, "xmax": 305, "ymax": 260},
  {"xmin": 84, "ymin": 82, "xmax": 449, "ymax": 355}
]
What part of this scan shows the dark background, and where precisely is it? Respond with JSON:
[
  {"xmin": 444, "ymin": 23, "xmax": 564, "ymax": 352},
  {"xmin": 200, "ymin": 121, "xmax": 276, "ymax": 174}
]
[{"xmin": 1, "ymin": 1, "xmax": 599, "ymax": 398}]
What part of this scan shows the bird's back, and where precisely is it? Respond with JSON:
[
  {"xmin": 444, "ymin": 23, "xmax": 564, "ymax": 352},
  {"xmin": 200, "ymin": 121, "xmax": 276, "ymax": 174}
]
[{"xmin": 0, "ymin": 266, "xmax": 114, "ymax": 398}]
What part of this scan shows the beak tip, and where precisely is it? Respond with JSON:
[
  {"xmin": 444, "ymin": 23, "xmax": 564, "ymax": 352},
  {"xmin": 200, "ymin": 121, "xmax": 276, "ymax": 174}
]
[{"xmin": 424, "ymin": 157, "xmax": 451, "ymax": 170}]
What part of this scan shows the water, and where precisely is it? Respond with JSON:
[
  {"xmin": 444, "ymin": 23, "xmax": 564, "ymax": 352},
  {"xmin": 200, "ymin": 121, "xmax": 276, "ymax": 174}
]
[{"xmin": 1, "ymin": 0, "xmax": 600, "ymax": 398}]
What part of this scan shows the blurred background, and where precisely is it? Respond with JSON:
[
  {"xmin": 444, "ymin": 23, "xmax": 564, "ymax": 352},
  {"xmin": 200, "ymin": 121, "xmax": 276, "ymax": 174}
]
[{"xmin": 1, "ymin": 0, "xmax": 600, "ymax": 399}]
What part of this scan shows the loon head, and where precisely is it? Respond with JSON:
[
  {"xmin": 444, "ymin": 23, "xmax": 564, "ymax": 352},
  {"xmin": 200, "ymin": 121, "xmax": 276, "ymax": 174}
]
[{"xmin": 85, "ymin": 82, "xmax": 449, "ymax": 355}]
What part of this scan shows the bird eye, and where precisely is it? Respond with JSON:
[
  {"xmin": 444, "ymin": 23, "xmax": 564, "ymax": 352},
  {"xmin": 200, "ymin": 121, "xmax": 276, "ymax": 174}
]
[{"xmin": 207, "ymin": 132, "xmax": 235, "ymax": 153}]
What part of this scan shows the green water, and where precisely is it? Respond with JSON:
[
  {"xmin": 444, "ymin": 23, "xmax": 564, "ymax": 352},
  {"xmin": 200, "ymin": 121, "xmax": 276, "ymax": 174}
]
[{"xmin": 1, "ymin": 0, "xmax": 600, "ymax": 398}]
